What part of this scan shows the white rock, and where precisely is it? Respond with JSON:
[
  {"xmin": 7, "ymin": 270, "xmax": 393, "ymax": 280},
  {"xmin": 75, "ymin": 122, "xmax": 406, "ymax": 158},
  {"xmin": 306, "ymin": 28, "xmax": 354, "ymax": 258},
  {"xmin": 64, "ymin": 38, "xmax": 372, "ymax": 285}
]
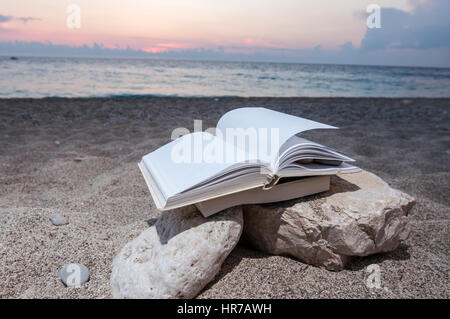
[
  {"xmin": 60, "ymin": 263, "xmax": 89, "ymax": 287},
  {"xmin": 110, "ymin": 205, "xmax": 243, "ymax": 299},
  {"xmin": 242, "ymin": 170, "xmax": 415, "ymax": 270},
  {"xmin": 50, "ymin": 214, "xmax": 68, "ymax": 226}
]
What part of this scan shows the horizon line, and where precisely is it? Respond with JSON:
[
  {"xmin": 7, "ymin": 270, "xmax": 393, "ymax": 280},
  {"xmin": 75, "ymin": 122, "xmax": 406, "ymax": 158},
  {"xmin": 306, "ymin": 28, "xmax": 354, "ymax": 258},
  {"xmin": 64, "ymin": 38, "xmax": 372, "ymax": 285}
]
[{"xmin": 1, "ymin": 53, "xmax": 449, "ymax": 71}]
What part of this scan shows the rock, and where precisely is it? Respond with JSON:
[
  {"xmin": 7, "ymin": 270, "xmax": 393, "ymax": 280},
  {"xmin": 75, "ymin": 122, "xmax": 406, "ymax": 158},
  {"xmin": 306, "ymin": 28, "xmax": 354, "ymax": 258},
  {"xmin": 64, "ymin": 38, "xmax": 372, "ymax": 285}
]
[
  {"xmin": 50, "ymin": 214, "xmax": 68, "ymax": 226},
  {"xmin": 60, "ymin": 263, "xmax": 90, "ymax": 287},
  {"xmin": 242, "ymin": 170, "xmax": 415, "ymax": 271},
  {"xmin": 110, "ymin": 205, "xmax": 243, "ymax": 299}
]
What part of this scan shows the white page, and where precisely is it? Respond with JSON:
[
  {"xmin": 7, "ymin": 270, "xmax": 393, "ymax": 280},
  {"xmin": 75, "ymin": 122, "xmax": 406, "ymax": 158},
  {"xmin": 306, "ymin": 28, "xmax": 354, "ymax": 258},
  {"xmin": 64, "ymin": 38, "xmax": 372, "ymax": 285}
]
[
  {"xmin": 216, "ymin": 107, "xmax": 337, "ymax": 166},
  {"xmin": 142, "ymin": 131, "xmax": 262, "ymax": 199},
  {"xmin": 278, "ymin": 135, "xmax": 354, "ymax": 162}
]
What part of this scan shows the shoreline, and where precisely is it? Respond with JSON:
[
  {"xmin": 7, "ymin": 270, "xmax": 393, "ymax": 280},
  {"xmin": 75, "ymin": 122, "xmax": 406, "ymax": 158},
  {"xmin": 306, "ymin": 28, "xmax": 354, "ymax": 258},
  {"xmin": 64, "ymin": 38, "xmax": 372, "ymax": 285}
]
[{"xmin": 0, "ymin": 97, "xmax": 448, "ymax": 298}]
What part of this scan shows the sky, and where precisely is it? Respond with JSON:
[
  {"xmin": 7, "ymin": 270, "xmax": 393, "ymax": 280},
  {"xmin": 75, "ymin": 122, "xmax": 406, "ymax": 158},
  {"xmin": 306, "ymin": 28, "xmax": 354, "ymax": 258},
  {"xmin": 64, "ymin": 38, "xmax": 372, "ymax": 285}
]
[{"xmin": 0, "ymin": 0, "xmax": 449, "ymax": 67}]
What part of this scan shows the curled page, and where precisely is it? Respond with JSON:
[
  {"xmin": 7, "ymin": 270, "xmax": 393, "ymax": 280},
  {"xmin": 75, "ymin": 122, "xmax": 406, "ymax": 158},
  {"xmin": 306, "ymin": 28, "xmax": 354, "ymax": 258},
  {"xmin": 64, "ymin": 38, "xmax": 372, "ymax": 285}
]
[{"xmin": 216, "ymin": 107, "xmax": 337, "ymax": 166}]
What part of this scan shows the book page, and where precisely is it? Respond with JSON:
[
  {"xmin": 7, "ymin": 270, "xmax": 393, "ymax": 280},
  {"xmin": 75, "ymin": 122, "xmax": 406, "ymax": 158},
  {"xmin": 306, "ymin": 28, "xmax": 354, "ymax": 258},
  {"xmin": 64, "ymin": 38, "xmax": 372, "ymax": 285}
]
[
  {"xmin": 216, "ymin": 107, "xmax": 337, "ymax": 165},
  {"xmin": 141, "ymin": 131, "xmax": 263, "ymax": 198}
]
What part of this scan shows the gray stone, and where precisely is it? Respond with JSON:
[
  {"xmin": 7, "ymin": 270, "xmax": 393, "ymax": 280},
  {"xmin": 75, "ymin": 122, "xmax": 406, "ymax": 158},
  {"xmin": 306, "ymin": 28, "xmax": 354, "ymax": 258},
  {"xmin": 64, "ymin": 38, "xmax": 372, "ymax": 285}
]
[
  {"xmin": 110, "ymin": 205, "xmax": 243, "ymax": 299},
  {"xmin": 242, "ymin": 170, "xmax": 415, "ymax": 271},
  {"xmin": 60, "ymin": 263, "xmax": 90, "ymax": 287},
  {"xmin": 50, "ymin": 214, "xmax": 68, "ymax": 226}
]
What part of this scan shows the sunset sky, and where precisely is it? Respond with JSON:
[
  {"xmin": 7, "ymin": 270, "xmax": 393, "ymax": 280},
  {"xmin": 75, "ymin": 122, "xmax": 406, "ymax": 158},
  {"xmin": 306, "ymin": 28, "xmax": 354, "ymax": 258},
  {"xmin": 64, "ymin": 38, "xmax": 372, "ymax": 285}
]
[{"xmin": 1, "ymin": 0, "xmax": 449, "ymax": 67}]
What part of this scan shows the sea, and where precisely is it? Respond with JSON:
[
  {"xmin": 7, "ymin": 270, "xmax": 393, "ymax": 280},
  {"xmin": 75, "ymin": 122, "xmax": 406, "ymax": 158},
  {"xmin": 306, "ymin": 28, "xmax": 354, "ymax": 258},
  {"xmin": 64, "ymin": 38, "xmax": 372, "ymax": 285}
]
[{"xmin": 1, "ymin": 56, "xmax": 449, "ymax": 98}]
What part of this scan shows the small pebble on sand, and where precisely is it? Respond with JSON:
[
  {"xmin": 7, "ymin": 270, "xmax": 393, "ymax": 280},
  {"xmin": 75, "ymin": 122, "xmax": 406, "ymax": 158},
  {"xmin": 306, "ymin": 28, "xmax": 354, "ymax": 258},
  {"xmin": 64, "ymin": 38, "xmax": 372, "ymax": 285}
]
[
  {"xmin": 60, "ymin": 263, "xmax": 90, "ymax": 287},
  {"xmin": 50, "ymin": 214, "xmax": 69, "ymax": 226}
]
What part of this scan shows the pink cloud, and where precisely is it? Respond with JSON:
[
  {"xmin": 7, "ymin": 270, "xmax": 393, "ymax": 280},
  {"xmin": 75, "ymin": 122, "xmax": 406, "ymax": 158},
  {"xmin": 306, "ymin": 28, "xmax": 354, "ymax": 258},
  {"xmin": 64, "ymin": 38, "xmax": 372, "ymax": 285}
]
[
  {"xmin": 155, "ymin": 42, "xmax": 194, "ymax": 49},
  {"xmin": 142, "ymin": 47, "xmax": 168, "ymax": 53}
]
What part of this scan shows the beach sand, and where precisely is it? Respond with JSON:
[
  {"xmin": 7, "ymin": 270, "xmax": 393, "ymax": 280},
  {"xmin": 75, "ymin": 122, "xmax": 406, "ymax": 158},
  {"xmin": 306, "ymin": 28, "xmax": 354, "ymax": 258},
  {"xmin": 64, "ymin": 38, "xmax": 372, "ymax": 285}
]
[{"xmin": 0, "ymin": 97, "xmax": 448, "ymax": 298}]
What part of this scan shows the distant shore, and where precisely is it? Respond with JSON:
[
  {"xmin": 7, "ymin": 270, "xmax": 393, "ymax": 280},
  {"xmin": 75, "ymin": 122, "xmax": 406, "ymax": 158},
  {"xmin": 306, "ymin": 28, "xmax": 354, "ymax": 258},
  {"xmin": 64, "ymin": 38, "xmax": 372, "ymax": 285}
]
[{"xmin": 0, "ymin": 97, "xmax": 448, "ymax": 298}]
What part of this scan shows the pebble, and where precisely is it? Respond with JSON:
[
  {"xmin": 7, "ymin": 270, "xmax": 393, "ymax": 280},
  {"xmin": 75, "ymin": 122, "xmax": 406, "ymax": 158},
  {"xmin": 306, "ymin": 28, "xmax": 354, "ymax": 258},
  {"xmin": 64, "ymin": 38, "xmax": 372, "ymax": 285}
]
[
  {"xmin": 60, "ymin": 263, "xmax": 90, "ymax": 287},
  {"xmin": 50, "ymin": 214, "xmax": 69, "ymax": 226},
  {"xmin": 54, "ymin": 140, "xmax": 60, "ymax": 145}
]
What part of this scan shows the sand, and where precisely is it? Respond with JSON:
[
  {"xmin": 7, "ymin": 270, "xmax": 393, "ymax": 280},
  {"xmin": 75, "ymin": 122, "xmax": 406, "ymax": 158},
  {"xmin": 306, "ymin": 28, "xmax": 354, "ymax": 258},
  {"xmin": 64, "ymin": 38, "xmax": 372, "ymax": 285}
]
[{"xmin": 0, "ymin": 97, "xmax": 448, "ymax": 299}]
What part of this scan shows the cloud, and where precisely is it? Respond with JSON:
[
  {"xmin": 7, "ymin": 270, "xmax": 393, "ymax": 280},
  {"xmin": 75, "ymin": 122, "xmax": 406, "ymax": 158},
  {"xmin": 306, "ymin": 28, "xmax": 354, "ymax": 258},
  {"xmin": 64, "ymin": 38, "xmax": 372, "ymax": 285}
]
[
  {"xmin": 0, "ymin": 14, "xmax": 13, "ymax": 23},
  {"xmin": 360, "ymin": 0, "xmax": 450, "ymax": 51},
  {"xmin": 1, "ymin": 40, "xmax": 449, "ymax": 68},
  {"xmin": 0, "ymin": 13, "xmax": 41, "ymax": 24},
  {"xmin": 15, "ymin": 16, "xmax": 41, "ymax": 23}
]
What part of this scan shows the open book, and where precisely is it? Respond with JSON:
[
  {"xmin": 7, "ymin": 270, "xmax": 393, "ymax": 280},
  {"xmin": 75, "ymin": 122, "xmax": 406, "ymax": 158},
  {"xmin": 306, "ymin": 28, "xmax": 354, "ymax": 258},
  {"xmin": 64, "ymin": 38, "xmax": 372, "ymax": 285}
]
[{"xmin": 139, "ymin": 107, "xmax": 359, "ymax": 213}]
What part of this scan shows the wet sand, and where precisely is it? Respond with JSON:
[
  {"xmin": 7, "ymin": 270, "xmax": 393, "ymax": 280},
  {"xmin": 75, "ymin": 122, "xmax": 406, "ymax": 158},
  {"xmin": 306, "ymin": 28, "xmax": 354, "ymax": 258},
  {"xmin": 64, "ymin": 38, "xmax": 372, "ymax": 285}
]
[{"xmin": 0, "ymin": 97, "xmax": 448, "ymax": 298}]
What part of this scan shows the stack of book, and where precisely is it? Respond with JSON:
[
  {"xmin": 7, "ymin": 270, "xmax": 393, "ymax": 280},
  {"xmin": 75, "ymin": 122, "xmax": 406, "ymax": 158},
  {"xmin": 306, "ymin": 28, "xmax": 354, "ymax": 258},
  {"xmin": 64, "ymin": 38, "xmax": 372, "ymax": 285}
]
[{"xmin": 139, "ymin": 107, "xmax": 359, "ymax": 217}]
